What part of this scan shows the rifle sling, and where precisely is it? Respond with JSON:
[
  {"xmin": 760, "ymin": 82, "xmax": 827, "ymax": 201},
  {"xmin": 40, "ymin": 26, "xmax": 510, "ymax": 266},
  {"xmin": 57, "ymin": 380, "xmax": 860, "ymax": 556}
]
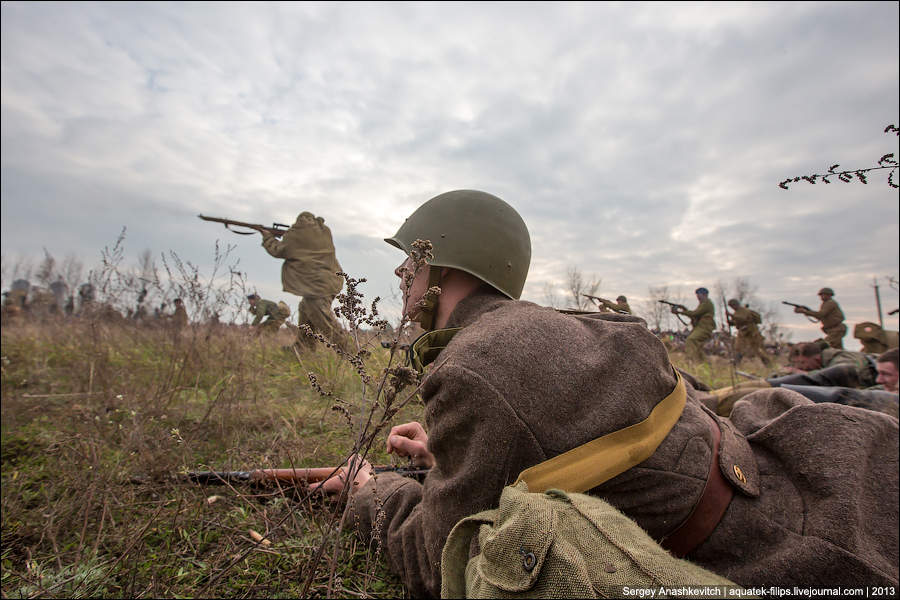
[{"xmin": 225, "ymin": 224, "xmax": 258, "ymax": 235}]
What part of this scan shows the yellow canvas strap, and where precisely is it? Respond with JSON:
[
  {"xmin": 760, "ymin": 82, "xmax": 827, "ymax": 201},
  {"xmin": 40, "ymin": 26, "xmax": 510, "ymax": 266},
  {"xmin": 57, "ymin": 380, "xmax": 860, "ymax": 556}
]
[
  {"xmin": 409, "ymin": 327, "xmax": 463, "ymax": 373},
  {"xmin": 515, "ymin": 371, "xmax": 687, "ymax": 493}
]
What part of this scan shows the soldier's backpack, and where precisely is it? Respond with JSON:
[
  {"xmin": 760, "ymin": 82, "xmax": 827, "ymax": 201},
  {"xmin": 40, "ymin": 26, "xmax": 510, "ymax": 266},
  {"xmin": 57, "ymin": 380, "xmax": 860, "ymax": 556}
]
[
  {"xmin": 439, "ymin": 371, "xmax": 744, "ymax": 598},
  {"xmin": 749, "ymin": 309, "xmax": 762, "ymax": 324},
  {"xmin": 440, "ymin": 483, "xmax": 739, "ymax": 599}
]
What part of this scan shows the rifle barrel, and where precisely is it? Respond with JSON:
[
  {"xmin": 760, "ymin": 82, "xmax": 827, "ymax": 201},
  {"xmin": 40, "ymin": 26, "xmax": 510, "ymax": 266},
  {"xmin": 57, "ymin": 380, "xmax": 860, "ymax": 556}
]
[
  {"xmin": 782, "ymin": 301, "xmax": 809, "ymax": 310},
  {"xmin": 186, "ymin": 464, "xmax": 429, "ymax": 485}
]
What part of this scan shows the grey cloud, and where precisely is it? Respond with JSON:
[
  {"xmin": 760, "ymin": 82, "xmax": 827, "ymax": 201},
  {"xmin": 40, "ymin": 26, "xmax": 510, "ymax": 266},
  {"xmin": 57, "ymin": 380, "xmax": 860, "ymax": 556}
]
[{"xmin": 2, "ymin": 1, "xmax": 898, "ymax": 345}]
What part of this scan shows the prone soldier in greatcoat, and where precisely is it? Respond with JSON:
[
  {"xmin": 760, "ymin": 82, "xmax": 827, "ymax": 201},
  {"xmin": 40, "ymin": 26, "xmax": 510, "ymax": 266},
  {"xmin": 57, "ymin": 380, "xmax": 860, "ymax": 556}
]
[{"xmin": 313, "ymin": 190, "xmax": 897, "ymax": 597}]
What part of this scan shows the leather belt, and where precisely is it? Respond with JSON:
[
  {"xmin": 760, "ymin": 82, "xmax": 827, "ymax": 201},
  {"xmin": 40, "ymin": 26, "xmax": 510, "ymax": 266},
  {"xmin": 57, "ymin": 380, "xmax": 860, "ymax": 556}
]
[{"xmin": 659, "ymin": 412, "xmax": 733, "ymax": 558}]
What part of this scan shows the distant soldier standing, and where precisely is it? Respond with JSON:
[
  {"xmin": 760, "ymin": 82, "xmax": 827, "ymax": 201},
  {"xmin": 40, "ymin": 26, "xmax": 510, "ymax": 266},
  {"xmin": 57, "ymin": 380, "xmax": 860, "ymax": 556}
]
[
  {"xmin": 8, "ymin": 279, "xmax": 30, "ymax": 314},
  {"xmin": 171, "ymin": 298, "xmax": 189, "ymax": 329},
  {"xmin": 672, "ymin": 287, "xmax": 716, "ymax": 361},
  {"xmin": 49, "ymin": 276, "xmax": 68, "ymax": 314},
  {"xmin": 727, "ymin": 299, "xmax": 771, "ymax": 366},
  {"xmin": 794, "ymin": 287, "xmax": 846, "ymax": 349},
  {"xmin": 2, "ymin": 290, "xmax": 24, "ymax": 321},
  {"xmin": 247, "ymin": 294, "xmax": 289, "ymax": 333},
  {"xmin": 77, "ymin": 283, "xmax": 96, "ymax": 316},
  {"xmin": 260, "ymin": 212, "xmax": 345, "ymax": 349}
]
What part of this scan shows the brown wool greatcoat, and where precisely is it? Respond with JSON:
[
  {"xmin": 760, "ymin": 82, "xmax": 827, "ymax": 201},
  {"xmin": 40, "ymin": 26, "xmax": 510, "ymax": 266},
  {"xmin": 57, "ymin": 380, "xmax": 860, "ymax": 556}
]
[{"xmin": 348, "ymin": 290, "xmax": 899, "ymax": 598}]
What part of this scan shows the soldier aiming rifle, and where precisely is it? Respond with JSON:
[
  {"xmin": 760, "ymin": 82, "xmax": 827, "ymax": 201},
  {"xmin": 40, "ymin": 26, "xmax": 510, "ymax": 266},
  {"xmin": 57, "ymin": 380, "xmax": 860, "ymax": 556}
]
[
  {"xmin": 663, "ymin": 288, "xmax": 716, "ymax": 361},
  {"xmin": 784, "ymin": 287, "xmax": 847, "ymax": 349},
  {"xmin": 200, "ymin": 211, "xmax": 348, "ymax": 351},
  {"xmin": 583, "ymin": 294, "xmax": 631, "ymax": 314}
]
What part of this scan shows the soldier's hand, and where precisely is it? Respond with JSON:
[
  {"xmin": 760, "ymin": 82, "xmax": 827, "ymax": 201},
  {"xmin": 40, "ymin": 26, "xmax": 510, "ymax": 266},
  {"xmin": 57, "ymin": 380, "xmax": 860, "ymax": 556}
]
[
  {"xmin": 310, "ymin": 454, "xmax": 373, "ymax": 496},
  {"xmin": 793, "ymin": 306, "xmax": 804, "ymax": 314},
  {"xmin": 387, "ymin": 421, "xmax": 434, "ymax": 468}
]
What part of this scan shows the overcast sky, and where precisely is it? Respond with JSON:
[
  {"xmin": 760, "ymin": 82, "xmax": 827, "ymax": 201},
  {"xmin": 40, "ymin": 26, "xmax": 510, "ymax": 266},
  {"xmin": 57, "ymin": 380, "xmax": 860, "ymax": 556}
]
[{"xmin": 2, "ymin": 1, "xmax": 898, "ymax": 348}]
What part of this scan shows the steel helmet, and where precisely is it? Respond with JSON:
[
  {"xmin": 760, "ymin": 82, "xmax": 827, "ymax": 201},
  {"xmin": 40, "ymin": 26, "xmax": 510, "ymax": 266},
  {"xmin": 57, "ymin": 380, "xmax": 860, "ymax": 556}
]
[
  {"xmin": 818, "ymin": 287, "xmax": 835, "ymax": 296},
  {"xmin": 385, "ymin": 190, "xmax": 531, "ymax": 299}
]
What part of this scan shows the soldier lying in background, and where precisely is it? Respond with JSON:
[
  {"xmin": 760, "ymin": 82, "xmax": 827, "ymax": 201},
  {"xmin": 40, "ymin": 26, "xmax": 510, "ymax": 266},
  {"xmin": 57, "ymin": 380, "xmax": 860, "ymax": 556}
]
[
  {"xmin": 854, "ymin": 321, "xmax": 900, "ymax": 354},
  {"xmin": 874, "ymin": 348, "xmax": 899, "ymax": 392},
  {"xmin": 774, "ymin": 341, "xmax": 877, "ymax": 388},
  {"xmin": 707, "ymin": 348, "xmax": 898, "ymax": 418},
  {"xmin": 773, "ymin": 385, "xmax": 898, "ymax": 419}
]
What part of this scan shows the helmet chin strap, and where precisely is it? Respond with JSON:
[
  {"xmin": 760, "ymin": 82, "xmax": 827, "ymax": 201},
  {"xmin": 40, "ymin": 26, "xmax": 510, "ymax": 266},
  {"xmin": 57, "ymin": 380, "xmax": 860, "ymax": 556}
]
[{"xmin": 413, "ymin": 265, "xmax": 443, "ymax": 332}]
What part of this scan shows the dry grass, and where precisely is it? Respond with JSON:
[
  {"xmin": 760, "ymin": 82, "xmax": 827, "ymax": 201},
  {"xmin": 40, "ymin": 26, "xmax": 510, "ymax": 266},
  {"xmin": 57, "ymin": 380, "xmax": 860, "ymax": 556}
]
[
  {"xmin": 1, "ymin": 306, "xmax": 779, "ymax": 599},
  {"xmin": 1, "ymin": 313, "xmax": 421, "ymax": 598}
]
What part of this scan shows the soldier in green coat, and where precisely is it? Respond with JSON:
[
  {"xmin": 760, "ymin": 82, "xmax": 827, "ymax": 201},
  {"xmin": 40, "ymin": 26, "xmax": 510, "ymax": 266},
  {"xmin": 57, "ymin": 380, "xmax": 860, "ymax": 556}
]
[
  {"xmin": 247, "ymin": 294, "xmax": 288, "ymax": 333},
  {"xmin": 171, "ymin": 298, "xmax": 189, "ymax": 329},
  {"xmin": 794, "ymin": 287, "xmax": 846, "ymax": 349},
  {"xmin": 854, "ymin": 322, "xmax": 899, "ymax": 354},
  {"xmin": 776, "ymin": 342, "xmax": 877, "ymax": 388},
  {"xmin": 673, "ymin": 288, "xmax": 716, "ymax": 362},
  {"xmin": 260, "ymin": 212, "xmax": 346, "ymax": 349},
  {"xmin": 597, "ymin": 295, "xmax": 632, "ymax": 314},
  {"xmin": 727, "ymin": 299, "xmax": 771, "ymax": 366}
]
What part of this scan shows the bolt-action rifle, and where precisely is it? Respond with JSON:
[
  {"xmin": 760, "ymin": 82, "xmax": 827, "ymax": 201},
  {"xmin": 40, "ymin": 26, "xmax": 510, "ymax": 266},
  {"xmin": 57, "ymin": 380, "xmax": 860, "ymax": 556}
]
[
  {"xmin": 582, "ymin": 294, "xmax": 629, "ymax": 314},
  {"xmin": 658, "ymin": 300, "xmax": 690, "ymax": 326},
  {"xmin": 781, "ymin": 301, "xmax": 811, "ymax": 312},
  {"xmin": 181, "ymin": 464, "xmax": 429, "ymax": 486},
  {"xmin": 198, "ymin": 215, "xmax": 290, "ymax": 237},
  {"xmin": 783, "ymin": 301, "xmax": 819, "ymax": 323},
  {"xmin": 658, "ymin": 299, "xmax": 687, "ymax": 311},
  {"xmin": 721, "ymin": 293, "xmax": 733, "ymax": 335}
]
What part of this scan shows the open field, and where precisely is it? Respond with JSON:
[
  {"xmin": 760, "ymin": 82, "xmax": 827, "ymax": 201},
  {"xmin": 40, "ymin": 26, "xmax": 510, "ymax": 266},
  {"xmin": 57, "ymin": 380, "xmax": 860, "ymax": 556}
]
[{"xmin": 1, "ymin": 314, "xmax": 778, "ymax": 599}]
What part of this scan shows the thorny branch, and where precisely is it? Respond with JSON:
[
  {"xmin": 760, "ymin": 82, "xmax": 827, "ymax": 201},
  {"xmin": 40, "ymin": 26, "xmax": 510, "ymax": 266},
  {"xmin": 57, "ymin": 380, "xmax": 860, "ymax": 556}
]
[{"xmin": 779, "ymin": 124, "xmax": 900, "ymax": 190}]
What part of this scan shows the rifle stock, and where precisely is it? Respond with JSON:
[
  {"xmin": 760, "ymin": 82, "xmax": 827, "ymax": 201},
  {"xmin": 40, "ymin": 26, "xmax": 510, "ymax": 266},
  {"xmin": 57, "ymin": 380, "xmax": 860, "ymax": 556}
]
[{"xmin": 198, "ymin": 215, "xmax": 290, "ymax": 237}]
